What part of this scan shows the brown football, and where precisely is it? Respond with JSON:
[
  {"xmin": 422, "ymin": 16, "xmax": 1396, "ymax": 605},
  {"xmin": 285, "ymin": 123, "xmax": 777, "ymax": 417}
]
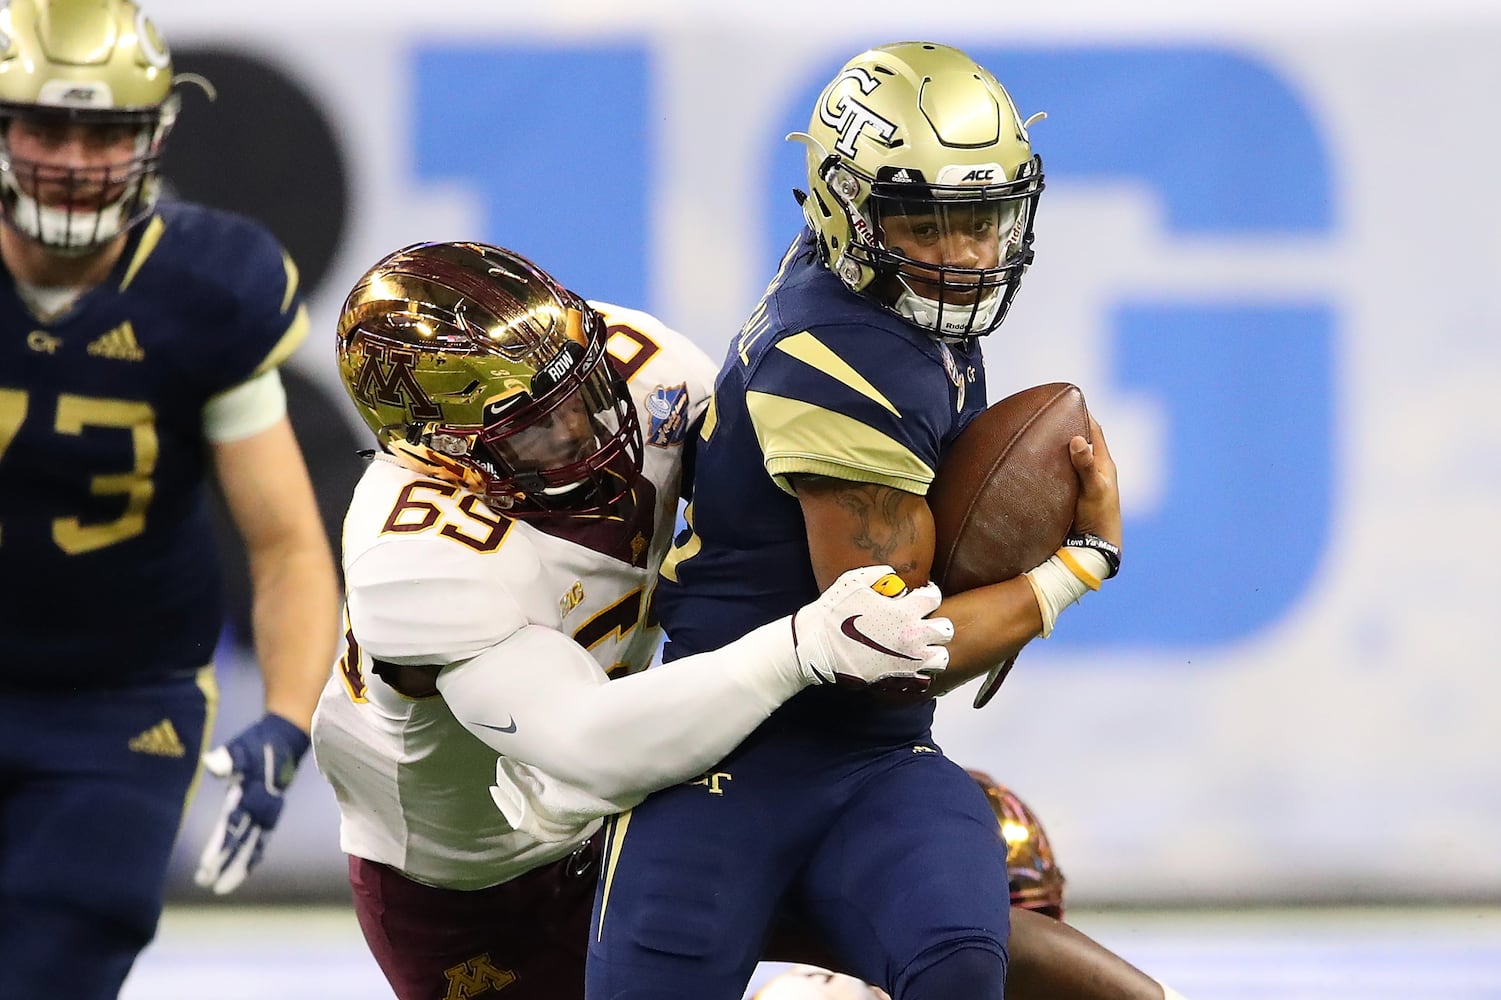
[{"xmin": 929, "ymin": 383, "xmax": 1091, "ymax": 593}]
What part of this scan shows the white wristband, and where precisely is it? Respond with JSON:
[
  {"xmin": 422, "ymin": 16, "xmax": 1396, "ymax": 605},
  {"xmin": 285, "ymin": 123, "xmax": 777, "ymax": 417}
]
[
  {"xmin": 1057, "ymin": 545, "xmax": 1110, "ymax": 591},
  {"xmin": 1023, "ymin": 546, "xmax": 1110, "ymax": 637},
  {"xmin": 1155, "ymin": 981, "xmax": 1190, "ymax": 1000}
]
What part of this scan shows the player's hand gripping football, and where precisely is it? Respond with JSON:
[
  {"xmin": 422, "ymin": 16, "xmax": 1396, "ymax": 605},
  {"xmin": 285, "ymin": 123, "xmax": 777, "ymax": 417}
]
[
  {"xmin": 193, "ymin": 712, "xmax": 310, "ymax": 894},
  {"xmin": 792, "ymin": 565, "xmax": 953, "ymax": 695},
  {"xmin": 1068, "ymin": 415, "xmax": 1122, "ymax": 547}
]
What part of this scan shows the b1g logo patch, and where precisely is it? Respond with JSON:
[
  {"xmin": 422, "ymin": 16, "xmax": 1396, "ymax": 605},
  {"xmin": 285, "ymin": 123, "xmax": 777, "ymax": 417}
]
[{"xmin": 645, "ymin": 383, "xmax": 690, "ymax": 447}]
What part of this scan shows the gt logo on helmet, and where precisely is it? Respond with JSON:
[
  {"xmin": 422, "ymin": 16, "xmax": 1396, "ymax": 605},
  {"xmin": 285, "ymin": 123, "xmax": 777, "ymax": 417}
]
[{"xmin": 818, "ymin": 67, "xmax": 898, "ymax": 158}]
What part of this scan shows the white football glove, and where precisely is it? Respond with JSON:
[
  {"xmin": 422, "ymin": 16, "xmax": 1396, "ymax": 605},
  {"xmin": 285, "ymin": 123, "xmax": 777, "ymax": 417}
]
[{"xmin": 791, "ymin": 565, "xmax": 952, "ymax": 695}]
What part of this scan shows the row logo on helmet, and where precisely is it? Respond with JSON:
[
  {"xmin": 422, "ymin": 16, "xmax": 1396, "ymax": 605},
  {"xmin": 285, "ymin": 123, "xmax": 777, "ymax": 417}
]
[
  {"xmin": 819, "ymin": 66, "xmax": 898, "ymax": 158},
  {"xmin": 536, "ymin": 345, "xmax": 576, "ymax": 389},
  {"xmin": 645, "ymin": 383, "xmax": 689, "ymax": 447}
]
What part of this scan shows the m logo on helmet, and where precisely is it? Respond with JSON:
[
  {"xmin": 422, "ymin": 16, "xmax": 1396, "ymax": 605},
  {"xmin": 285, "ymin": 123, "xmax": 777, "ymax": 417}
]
[
  {"xmin": 818, "ymin": 66, "xmax": 898, "ymax": 158},
  {"xmin": 351, "ymin": 342, "xmax": 442, "ymax": 421}
]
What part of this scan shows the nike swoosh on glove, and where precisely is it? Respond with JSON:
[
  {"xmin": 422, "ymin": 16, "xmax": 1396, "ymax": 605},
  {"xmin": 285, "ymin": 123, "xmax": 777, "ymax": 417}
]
[
  {"xmin": 791, "ymin": 565, "xmax": 953, "ymax": 694},
  {"xmin": 194, "ymin": 712, "xmax": 310, "ymax": 895}
]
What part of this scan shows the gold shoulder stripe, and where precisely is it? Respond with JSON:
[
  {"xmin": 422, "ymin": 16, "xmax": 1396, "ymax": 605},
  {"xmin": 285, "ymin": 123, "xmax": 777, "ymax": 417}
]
[
  {"xmin": 746, "ymin": 391, "xmax": 933, "ymax": 497},
  {"xmin": 774, "ymin": 331, "xmax": 900, "ymax": 417},
  {"xmin": 280, "ymin": 250, "xmax": 301, "ymax": 314},
  {"xmin": 252, "ymin": 303, "xmax": 310, "ymax": 376},
  {"xmin": 118, "ymin": 214, "xmax": 166, "ymax": 292}
]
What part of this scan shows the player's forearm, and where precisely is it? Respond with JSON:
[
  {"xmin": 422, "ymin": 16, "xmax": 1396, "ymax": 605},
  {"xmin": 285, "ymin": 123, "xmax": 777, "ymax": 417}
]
[
  {"xmin": 928, "ymin": 576, "xmax": 1041, "ymax": 694},
  {"xmin": 248, "ymin": 542, "xmax": 340, "ymax": 733},
  {"xmin": 440, "ymin": 618, "xmax": 808, "ymax": 802}
]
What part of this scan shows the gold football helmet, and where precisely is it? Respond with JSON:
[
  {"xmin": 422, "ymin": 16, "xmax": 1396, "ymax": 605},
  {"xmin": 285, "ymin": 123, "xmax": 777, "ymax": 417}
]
[
  {"xmin": 336, "ymin": 241, "xmax": 643, "ymax": 518},
  {"xmin": 969, "ymin": 769, "xmax": 1067, "ymax": 918},
  {"xmin": 791, "ymin": 42, "xmax": 1044, "ymax": 341},
  {"xmin": 0, "ymin": 0, "xmax": 181, "ymax": 253}
]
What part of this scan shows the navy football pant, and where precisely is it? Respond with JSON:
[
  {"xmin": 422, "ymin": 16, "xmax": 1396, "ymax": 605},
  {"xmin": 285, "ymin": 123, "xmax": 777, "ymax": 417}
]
[
  {"xmin": 586, "ymin": 730, "xmax": 1010, "ymax": 999},
  {"xmin": 0, "ymin": 671, "xmax": 212, "ymax": 1000}
]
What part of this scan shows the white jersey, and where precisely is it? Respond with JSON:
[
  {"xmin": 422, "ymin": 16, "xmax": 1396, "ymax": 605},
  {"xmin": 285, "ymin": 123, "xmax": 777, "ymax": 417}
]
[{"xmin": 311, "ymin": 304, "xmax": 718, "ymax": 890}]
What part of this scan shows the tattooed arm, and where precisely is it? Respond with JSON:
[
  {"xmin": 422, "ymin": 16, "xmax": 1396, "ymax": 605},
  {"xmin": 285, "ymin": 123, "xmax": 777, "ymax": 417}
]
[{"xmin": 793, "ymin": 475, "xmax": 1042, "ymax": 694}]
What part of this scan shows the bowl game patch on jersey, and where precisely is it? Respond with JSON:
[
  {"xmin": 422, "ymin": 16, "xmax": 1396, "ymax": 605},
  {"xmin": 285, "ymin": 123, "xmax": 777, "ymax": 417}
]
[{"xmin": 645, "ymin": 383, "xmax": 690, "ymax": 447}]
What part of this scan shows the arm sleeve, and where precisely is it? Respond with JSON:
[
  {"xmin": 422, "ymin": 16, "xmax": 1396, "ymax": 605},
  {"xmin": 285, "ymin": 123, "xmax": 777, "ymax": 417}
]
[
  {"xmin": 201, "ymin": 369, "xmax": 287, "ymax": 443},
  {"xmin": 435, "ymin": 615, "xmax": 807, "ymax": 803}
]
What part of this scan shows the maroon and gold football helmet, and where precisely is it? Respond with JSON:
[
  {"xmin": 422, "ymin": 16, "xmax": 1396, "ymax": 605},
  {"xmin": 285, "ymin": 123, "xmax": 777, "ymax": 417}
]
[
  {"xmin": 336, "ymin": 241, "xmax": 643, "ymax": 517},
  {"xmin": 969, "ymin": 769, "xmax": 1066, "ymax": 919}
]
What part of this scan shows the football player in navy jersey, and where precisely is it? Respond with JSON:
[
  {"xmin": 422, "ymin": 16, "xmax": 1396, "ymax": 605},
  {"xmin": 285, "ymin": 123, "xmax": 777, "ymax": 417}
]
[
  {"xmin": 587, "ymin": 42, "xmax": 1125, "ymax": 1000},
  {"xmin": 0, "ymin": 2, "xmax": 338, "ymax": 996},
  {"xmin": 312, "ymin": 240, "xmax": 953, "ymax": 1000}
]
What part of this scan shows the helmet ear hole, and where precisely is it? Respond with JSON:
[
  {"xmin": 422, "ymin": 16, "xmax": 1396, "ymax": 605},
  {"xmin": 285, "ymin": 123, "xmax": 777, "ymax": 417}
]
[{"xmin": 812, "ymin": 190, "xmax": 835, "ymax": 220}]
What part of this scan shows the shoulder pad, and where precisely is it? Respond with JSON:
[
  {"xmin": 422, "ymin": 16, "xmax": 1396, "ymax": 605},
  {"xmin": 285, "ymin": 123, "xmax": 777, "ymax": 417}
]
[{"xmin": 345, "ymin": 535, "xmax": 531, "ymax": 666}]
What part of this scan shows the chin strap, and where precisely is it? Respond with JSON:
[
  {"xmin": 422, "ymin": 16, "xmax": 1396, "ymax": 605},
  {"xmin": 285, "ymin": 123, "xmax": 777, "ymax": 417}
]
[
  {"xmin": 4, "ymin": 184, "xmax": 132, "ymax": 255},
  {"xmin": 889, "ymin": 281, "xmax": 1001, "ymax": 337}
]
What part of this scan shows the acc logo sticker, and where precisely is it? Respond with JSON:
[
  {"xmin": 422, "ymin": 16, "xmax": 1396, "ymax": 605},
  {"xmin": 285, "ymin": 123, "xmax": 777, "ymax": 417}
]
[{"xmin": 644, "ymin": 383, "xmax": 690, "ymax": 447}]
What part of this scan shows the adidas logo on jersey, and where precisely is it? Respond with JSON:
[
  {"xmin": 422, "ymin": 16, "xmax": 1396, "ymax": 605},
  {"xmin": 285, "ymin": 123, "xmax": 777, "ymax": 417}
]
[
  {"xmin": 129, "ymin": 719, "xmax": 186, "ymax": 757},
  {"xmin": 86, "ymin": 322, "xmax": 145, "ymax": 362}
]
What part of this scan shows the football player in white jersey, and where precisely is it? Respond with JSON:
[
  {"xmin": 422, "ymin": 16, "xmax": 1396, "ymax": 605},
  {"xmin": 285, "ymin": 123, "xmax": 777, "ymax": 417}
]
[{"xmin": 310, "ymin": 241, "xmax": 954, "ymax": 1000}]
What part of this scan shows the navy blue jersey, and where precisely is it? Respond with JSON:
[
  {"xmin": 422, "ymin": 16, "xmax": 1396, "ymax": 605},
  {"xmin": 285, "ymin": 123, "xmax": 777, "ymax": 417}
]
[
  {"xmin": 0, "ymin": 201, "xmax": 309, "ymax": 687},
  {"xmin": 655, "ymin": 230, "xmax": 987, "ymax": 739}
]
